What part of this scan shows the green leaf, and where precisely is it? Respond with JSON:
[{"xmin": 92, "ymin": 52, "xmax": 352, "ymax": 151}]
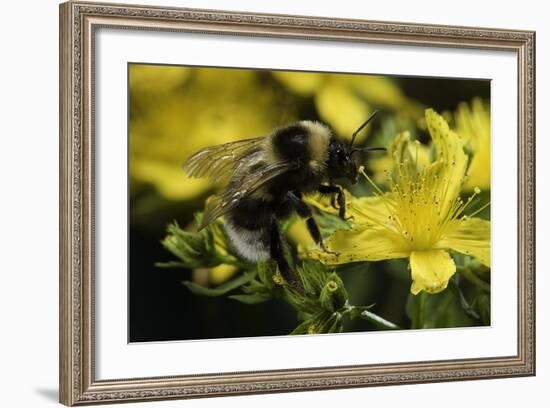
[
  {"xmin": 160, "ymin": 216, "xmax": 249, "ymax": 271},
  {"xmin": 315, "ymin": 313, "xmax": 339, "ymax": 334},
  {"xmin": 154, "ymin": 261, "xmax": 190, "ymax": 269},
  {"xmin": 448, "ymin": 279, "xmax": 482, "ymax": 323},
  {"xmin": 406, "ymin": 287, "xmax": 477, "ymax": 329},
  {"xmin": 257, "ymin": 262, "xmax": 276, "ymax": 290},
  {"xmin": 457, "ymin": 265, "xmax": 490, "ymax": 293},
  {"xmin": 228, "ymin": 293, "xmax": 272, "ymax": 304},
  {"xmin": 313, "ymin": 211, "xmax": 350, "ymax": 238},
  {"xmin": 280, "ymin": 214, "xmax": 298, "ymax": 234},
  {"xmin": 327, "ymin": 313, "xmax": 344, "ymax": 333},
  {"xmin": 290, "ymin": 319, "xmax": 312, "ymax": 335},
  {"xmin": 183, "ymin": 271, "xmax": 256, "ymax": 297},
  {"xmin": 472, "ymin": 291, "xmax": 491, "ymax": 325}
]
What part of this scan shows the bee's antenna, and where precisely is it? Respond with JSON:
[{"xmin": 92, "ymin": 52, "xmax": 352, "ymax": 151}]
[
  {"xmin": 350, "ymin": 110, "xmax": 379, "ymax": 147},
  {"xmin": 351, "ymin": 146, "xmax": 387, "ymax": 155}
]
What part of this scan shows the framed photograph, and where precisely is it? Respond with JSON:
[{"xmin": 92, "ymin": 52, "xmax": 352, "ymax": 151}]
[{"xmin": 59, "ymin": 1, "xmax": 535, "ymax": 405}]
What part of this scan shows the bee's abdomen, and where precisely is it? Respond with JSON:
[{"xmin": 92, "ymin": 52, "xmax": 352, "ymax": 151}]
[
  {"xmin": 224, "ymin": 219, "xmax": 270, "ymax": 262},
  {"xmin": 224, "ymin": 198, "xmax": 277, "ymax": 262}
]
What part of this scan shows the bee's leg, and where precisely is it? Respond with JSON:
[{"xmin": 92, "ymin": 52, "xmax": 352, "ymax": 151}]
[
  {"xmin": 269, "ymin": 216, "xmax": 294, "ymax": 284},
  {"xmin": 317, "ymin": 185, "xmax": 347, "ymax": 220},
  {"xmin": 336, "ymin": 190, "xmax": 348, "ymax": 221},
  {"xmin": 319, "ymin": 182, "xmax": 338, "ymax": 209},
  {"xmin": 287, "ymin": 192, "xmax": 338, "ymax": 256},
  {"xmin": 329, "ymin": 183, "xmax": 337, "ymax": 209}
]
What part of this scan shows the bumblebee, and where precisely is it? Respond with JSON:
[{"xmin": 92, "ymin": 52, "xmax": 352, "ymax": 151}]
[{"xmin": 183, "ymin": 111, "xmax": 384, "ymax": 282}]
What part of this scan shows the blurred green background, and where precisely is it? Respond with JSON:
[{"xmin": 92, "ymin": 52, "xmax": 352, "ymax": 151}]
[{"xmin": 129, "ymin": 63, "xmax": 490, "ymax": 342}]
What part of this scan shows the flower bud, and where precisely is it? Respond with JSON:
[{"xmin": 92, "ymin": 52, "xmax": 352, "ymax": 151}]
[{"xmin": 319, "ymin": 273, "xmax": 348, "ymax": 312}]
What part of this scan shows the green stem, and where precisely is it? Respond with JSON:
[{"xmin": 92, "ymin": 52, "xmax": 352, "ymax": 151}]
[
  {"xmin": 216, "ymin": 254, "xmax": 250, "ymax": 269},
  {"xmin": 448, "ymin": 279, "xmax": 482, "ymax": 323},
  {"xmin": 457, "ymin": 266, "xmax": 490, "ymax": 293},
  {"xmin": 360, "ymin": 310, "xmax": 401, "ymax": 330},
  {"xmin": 347, "ymin": 306, "xmax": 401, "ymax": 330}
]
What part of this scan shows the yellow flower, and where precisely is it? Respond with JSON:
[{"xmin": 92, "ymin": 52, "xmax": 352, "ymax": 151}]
[
  {"xmin": 368, "ymin": 99, "xmax": 490, "ymax": 192},
  {"xmin": 130, "ymin": 65, "xmax": 292, "ymax": 200},
  {"xmin": 308, "ymin": 109, "xmax": 490, "ymax": 295},
  {"xmin": 287, "ymin": 218, "xmax": 316, "ymax": 248},
  {"xmin": 367, "ymin": 134, "xmax": 432, "ymax": 185},
  {"xmin": 129, "ymin": 64, "xmax": 191, "ymax": 94},
  {"xmin": 315, "ymin": 82, "xmax": 371, "ymax": 137},
  {"xmin": 272, "ymin": 71, "xmax": 324, "ymax": 97},
  {"xmin": 209, "ymin": 264, "xmax": 238, "ymax": 285},
  {"xmin": 272, "ymin": 71, "xmax": 423, "ymax": 140},
  {"xmin": 454, "ymin": 98, "xmax": 491, "ymax": 191}
]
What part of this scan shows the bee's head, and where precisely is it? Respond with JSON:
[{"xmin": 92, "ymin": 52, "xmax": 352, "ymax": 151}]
[
  {"xmin": 328, "ymin": 139, "xmax": 359, "ymax": 184},
  {"xmin": 327, "ymin": 111, "xmax": 386, "ymax": 184}
]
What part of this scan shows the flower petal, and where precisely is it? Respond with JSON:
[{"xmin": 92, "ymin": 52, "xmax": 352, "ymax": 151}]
[
  {"xmin": 308, "ymin": 226, "xmax": 409, "ymax": 265},
  {"xmin": 315, "ymin": 82, "xmax": 371, "ymax": 138},
  {"xmin": 305, "ymin": 191, "xmax": 393, "ymax": 227},
  {"xmin": 410, "ymin": 250, "xmax": 456, "ymax": 295},
  {"xmin": 425, "ymin": 109, "xmax": 468, "ymax": 215},
  {"xmin": 130, "ymin": 64, "xmax": 191, "ymax": 93},
  {"xmin": 426, "ymin": 109, "xmax": 467, "ymax": 171},
  {"xmin": 209, "ymin": 264, "xmax": 238, "ymax": 285},
  {"xmin": 271, "ymin": 71, "xmax": 324, "ymax": 96},
  {"xmin": 463, "ymin": 150, "xmax": 491, "ymax": 192},
  {"xmin": 287, "ymin": 218, "xmax": 316, "ymax": 247},
  {"xmin": 454, "ymin": 99, "xmax": 491, "ymax": 192},
  {"xmin": 304, "ymin": 190, "xmax": 354, "ymax": 217},
  {"xmin": 440, "ymin": 217, "xmax": 491, "ymax": 267}
]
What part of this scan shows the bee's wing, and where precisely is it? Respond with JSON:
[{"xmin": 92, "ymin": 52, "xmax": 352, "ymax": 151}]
[
  {"xmin": 183, "ymin": 137, "xmax": 265, "ymax": 184},
  {"xmin": 199, "ymin": 160, "xmax": 293, "ymax": 229}
]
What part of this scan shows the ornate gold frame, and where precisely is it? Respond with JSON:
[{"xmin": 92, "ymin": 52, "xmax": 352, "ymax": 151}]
[{"xmin": 59, "ymin": 1, "xmax": 536, "ymax": 405}]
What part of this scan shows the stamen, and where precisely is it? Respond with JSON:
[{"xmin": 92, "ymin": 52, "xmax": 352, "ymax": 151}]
[
  {"xmin": 468, "ymin": 201, "xmax": 491, "ymax": 218},
  {"xmin": 359, "ymin": 166, "xmax": 385, "ymax": 196},
  {"xmin": 353, "ymin": 135, "xmax": 488, "ymax": 253}
]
